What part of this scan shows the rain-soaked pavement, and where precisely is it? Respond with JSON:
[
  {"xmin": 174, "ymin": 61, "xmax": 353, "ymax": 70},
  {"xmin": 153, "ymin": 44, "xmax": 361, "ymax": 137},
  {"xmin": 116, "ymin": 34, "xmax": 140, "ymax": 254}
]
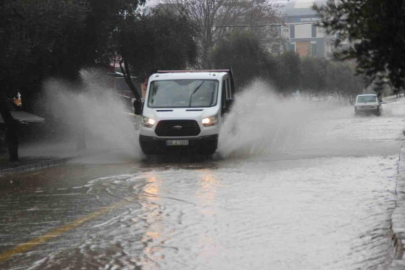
[{"xmin": 1, "ymin": 94, "xmax": 405, "ymax": 270}]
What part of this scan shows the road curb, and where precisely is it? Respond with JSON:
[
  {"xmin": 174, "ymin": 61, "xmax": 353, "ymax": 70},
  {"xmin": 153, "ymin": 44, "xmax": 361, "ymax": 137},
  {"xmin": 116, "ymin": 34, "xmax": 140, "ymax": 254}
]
[
  {"xmin": 388, "ymin": 144, "xmax": 405, "ymax": 269},
  {"xmin": 0, "ymin": 149, "xmax": 111, "ymax": 176},
  {"xmin": 0, "ymin": 156, "xmax": 77, "ymax": 175}
]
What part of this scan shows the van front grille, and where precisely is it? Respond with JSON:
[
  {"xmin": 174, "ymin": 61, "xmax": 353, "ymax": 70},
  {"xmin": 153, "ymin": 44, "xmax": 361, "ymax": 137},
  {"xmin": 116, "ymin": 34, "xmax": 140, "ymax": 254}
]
[{"xmin": 155, "ymin": 120, "xmax": 200, "ymax": 137}]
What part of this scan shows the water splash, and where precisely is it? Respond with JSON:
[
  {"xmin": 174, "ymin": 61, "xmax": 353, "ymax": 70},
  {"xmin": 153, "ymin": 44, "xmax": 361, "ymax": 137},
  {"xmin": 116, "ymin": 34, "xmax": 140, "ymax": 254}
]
[
  {"xmin": 40, "ymin": 69, "xmax": 143, "ymax": 160},
  {"xmin": 217, "ymin": 80, "xmax": 346, "ymax": 158}
]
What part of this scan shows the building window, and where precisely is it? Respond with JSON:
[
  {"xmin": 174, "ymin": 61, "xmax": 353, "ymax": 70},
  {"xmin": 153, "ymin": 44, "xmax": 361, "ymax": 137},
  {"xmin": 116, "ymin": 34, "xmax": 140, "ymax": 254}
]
[
  {"xmin": 311, "ymin": 43, "xmax": 317, "ymax": 56},
  {"xmin": 289, "ymin": 43, "xmax": 296, "ymax": 52},
  {"xmin": 290, "ymin": 25, "xmax": 295, "ymax": 39},
  {"xmin": 312, "ymin": 25, "xmax": 316, "ymax": 38}
]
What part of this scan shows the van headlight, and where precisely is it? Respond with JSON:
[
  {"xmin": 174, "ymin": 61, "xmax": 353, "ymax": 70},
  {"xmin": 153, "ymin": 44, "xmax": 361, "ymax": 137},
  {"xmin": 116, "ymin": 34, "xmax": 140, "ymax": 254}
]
[
  {"xmin": 202, "ymin": 115, "xmax": 218, "ymax": 127},
  {"xmin": 142, "ymin": 117, "xmax": 156, "ymax": 128}
]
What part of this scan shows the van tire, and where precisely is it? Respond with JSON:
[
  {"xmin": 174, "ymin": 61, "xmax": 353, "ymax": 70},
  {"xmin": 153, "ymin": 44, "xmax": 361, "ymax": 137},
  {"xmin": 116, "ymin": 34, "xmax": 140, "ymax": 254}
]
[
  {"xmin": 140, "ymin": 145, "xmax": 154, "ymax": 155},
  {"xmin": 139, "ymin": 139, "xmax": 156, "ymax": 155},
  {"xmin": 200, "ymin": 140, "xmax": 218, "ymax": 155}
]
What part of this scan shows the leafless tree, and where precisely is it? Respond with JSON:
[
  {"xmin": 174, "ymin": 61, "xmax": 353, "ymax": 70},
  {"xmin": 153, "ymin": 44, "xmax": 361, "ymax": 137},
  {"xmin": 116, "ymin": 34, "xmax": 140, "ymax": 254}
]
[{"xmin": 160, "ymin": 0, "xmax": 284, "ymax": 68}]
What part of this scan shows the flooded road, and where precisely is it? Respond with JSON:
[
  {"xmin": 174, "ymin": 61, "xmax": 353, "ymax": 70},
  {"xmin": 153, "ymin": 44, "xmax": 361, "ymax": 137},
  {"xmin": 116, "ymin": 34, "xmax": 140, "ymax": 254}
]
[{"xmin": 1, "ymin": 96, "xmax": 405, "ymax": 270}]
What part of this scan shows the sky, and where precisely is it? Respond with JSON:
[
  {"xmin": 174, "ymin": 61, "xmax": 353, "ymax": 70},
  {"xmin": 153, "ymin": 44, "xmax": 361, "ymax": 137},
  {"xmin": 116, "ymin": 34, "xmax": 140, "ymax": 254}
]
[{"xmin": 145, "ymin": 0, "xmax": 160, "ymax": 7}]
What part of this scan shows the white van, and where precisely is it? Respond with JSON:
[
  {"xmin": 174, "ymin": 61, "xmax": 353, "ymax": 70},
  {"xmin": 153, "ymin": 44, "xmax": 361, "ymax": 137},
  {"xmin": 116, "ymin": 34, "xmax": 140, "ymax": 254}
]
[
  {"xmin": 354, "ymin": 94, "xmax": 382, "ymax": 116},
  {"xmin": 134, "ymin": 70, "xmax": 235, "ymax": 155}
]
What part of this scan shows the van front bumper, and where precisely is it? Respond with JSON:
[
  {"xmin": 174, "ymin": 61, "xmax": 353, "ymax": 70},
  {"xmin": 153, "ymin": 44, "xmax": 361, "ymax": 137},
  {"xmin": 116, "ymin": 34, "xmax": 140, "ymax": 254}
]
[{"xmin": 139, "ymin": 135, "xmax": 218, "ymax": 155}]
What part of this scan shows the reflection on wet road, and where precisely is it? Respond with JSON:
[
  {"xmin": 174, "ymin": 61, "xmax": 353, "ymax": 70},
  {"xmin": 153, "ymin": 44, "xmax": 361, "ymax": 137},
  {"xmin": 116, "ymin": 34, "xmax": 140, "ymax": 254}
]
[
  {"xmin": 1, "ymin": 98, "xmax": 405, "ymax": 270},
  {"xmin": 0, "ymin": 157, "xmax": 399, "ymax": 270}
]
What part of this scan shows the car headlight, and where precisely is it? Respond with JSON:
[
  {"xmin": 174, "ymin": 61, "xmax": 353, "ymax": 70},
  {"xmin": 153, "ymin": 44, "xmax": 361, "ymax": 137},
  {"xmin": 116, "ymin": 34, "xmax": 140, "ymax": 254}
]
[
  {"xmin": 202, "ymin": 115, "xmax": 218, "ymax": 127},
  {"xmin": 142, "ymin": 117, "xmax": 156, "ymax": 128}
]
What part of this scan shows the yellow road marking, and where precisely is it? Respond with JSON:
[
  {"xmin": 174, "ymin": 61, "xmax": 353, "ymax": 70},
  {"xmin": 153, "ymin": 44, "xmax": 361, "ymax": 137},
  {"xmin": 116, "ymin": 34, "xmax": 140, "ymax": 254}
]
[{"xmin": 0, "ymin": 199, "xmax": 131, "ymax": 264}]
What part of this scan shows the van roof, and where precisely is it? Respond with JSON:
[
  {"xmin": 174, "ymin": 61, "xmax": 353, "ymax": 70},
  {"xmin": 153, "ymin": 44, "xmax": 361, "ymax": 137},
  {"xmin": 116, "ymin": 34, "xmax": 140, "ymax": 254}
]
[
  {"xmin": 157, "ymin": 69, "xmax": 230, "ymax": 73},
  {"xmin": 150, "ymin": 71, "xmax": 228, "ymax": 80}
]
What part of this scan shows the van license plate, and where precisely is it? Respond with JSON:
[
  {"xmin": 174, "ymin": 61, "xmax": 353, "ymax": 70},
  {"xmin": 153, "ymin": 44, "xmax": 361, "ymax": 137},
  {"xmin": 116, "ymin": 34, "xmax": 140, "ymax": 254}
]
[{"xmin": 166, "ymin": 140, "xmax": 189, "ymax": 146}]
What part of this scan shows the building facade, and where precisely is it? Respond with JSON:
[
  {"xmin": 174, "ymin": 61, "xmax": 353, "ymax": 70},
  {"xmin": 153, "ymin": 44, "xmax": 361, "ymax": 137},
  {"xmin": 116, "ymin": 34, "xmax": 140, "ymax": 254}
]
[{"xmin": 278, "ymin": 0, "xmax": 334, "ymax": 58}]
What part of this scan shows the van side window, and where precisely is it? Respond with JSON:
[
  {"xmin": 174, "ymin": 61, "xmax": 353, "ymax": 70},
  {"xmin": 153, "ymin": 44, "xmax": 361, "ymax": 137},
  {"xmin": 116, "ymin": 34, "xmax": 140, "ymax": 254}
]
[
  {"xmin": 222, "ymin": 80, "xmax": 227, "ymax": 109},
  {"xmin": 226, "ymin": 78, "xmax": 232, "ymax": 99}
]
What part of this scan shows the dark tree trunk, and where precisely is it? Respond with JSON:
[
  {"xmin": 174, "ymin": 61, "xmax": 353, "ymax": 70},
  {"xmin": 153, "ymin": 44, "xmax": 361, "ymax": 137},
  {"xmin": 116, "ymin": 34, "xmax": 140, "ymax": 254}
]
[
  {"xmin": 0, "ymin": 95, "xmax": 19, "ymax": 162},
  {"xmin": 119, "ymin": 58, "xmax": 141, "ymax": 101},
  {"xmin": 76, "ymin": 127, "xmax": 86, "ymax": 151},
  {"xmin": 75, "ymin": 105, "xmax": 86, "ymax": 151},
  {"xmin": 119, "ymin": 58, "xmax": 143, "ymax": 114}
]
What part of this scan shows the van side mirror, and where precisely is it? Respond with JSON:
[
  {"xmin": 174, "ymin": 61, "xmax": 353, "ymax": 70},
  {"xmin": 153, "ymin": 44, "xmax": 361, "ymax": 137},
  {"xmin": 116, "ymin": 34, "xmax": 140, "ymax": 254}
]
[
  {"xmin": 134, "ymin": 100, "xmax": 143, "ymax": 115},
  {"xmin": 226, "ymin": 99, "xmax": 234, "ymax": 110},
  {"xmin": 222, "ymin": 99, "xmax": 234, "ymax": 115}
]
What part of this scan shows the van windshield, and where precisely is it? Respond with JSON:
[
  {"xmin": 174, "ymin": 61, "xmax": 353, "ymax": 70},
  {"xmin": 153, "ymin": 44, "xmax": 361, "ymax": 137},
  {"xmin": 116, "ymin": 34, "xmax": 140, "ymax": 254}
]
[
  {"xmin": 148, "ymin": 80, "xmax": 219, "ymax": 108},
  {"xmin": 357, "ymin": 95, "xmax": 377, "ymax": 103}
]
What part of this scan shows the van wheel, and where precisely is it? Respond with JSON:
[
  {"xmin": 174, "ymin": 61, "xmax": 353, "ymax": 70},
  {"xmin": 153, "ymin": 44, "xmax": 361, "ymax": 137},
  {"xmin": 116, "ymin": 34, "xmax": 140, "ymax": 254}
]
[
  {"xmin": 140, "ymin": 141, "xmax": 155, "ymax": 155},
  {"xmin": 200, "ymin": 141, "xmax": 217, "ymax": 155},
  {"xmin": 142, "ymin": 147, "xmax": 155, "ymax": 155}
]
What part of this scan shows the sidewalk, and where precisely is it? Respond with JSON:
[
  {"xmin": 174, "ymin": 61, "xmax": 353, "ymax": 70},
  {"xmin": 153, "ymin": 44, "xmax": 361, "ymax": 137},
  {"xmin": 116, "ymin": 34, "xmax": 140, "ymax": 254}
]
[
  {"xmin": 0, "ymin": 143, "xmax": 85, "ymax": 175},
  {"xmin": 389, "ymin": 143, "xmax": 405, "ymax": 269},
  {"xmin": 0, "ymin": 155, "xmax": 74, "ymax": 174}
]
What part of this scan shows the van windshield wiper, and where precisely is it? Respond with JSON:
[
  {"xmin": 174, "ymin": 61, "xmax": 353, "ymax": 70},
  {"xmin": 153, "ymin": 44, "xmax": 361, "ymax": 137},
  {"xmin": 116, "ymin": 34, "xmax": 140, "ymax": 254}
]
[{"xmin": 189, "ymin": 80, "xmax": 205, "ymax": 107}]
